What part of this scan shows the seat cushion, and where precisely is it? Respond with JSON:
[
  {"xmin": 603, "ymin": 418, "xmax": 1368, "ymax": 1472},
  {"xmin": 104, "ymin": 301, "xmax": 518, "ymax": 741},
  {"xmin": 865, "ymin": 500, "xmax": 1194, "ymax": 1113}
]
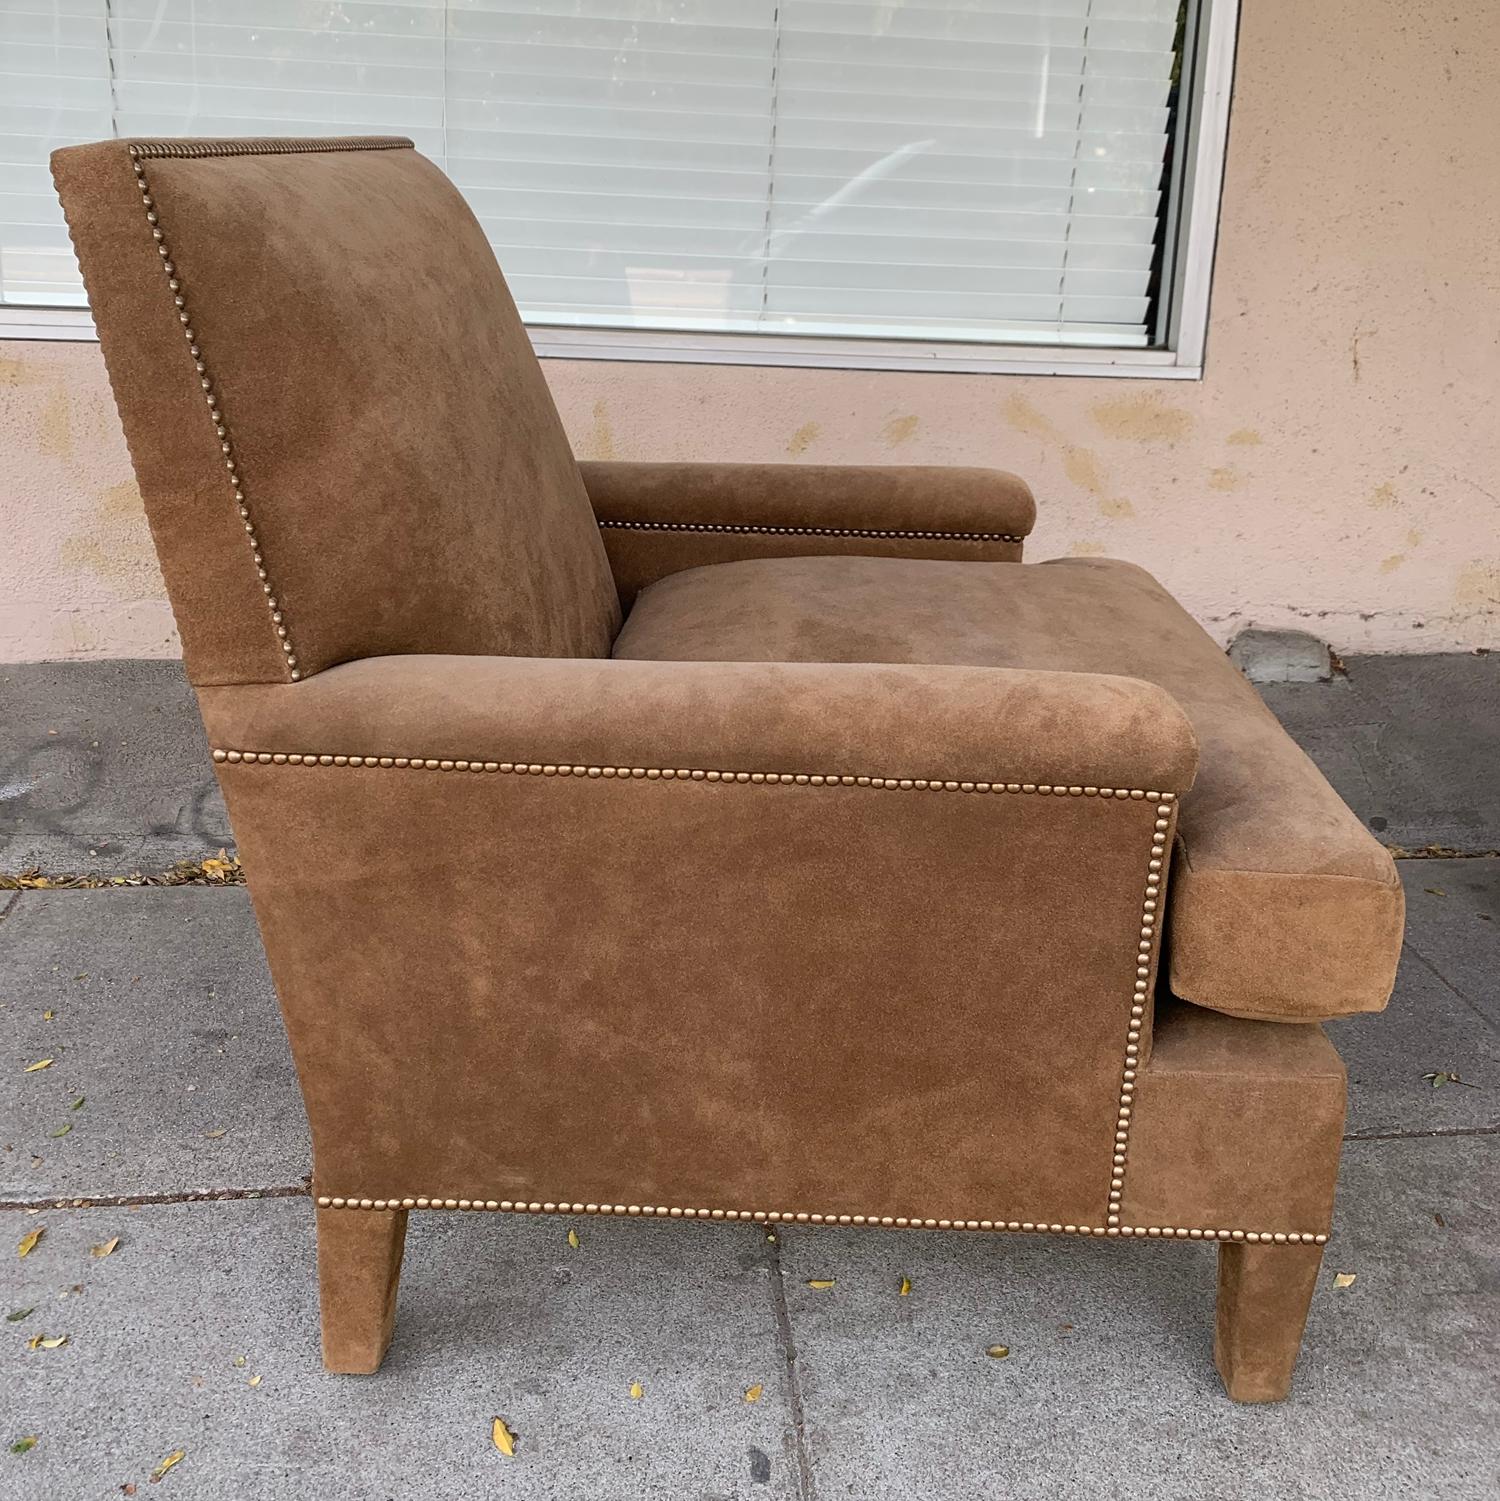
[{"xmin": 613, "ymin": 554, "xmax": 1403, "ymax": 1023}]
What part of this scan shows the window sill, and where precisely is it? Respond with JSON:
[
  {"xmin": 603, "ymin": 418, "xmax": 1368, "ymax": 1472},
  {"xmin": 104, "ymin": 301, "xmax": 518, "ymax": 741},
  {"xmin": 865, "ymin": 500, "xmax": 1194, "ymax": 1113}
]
[{"xmin": 0, "ymin": 305, "xmax": 1202, "ymax": 380}]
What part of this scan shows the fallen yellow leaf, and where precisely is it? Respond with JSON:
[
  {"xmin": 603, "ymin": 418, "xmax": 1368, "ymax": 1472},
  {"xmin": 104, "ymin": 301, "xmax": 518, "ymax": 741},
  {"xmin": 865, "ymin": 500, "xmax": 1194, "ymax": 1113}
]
[
  {"xmin": 26, "ymin": 1334, "xmax": 67, "ymax": 1351},
  {"xmin": 1334, "ymin": 1272, "xmax": 1357, "ymax": 1289},
  {"xmin": 744, "ymin": 1384, "xmax": 764, "ymax": 1403},
  {"xmin": 806, "ymin": 1279, "xmax": 835, "ymax": 1290},
  {"xmin": 49, "ymin": 1124, "xmax": 72, "ymax": 1138},
  {"xmin": 985, "ymin": 1344, "xmax": 1011, "ymax": 1360},
  {"xmin": 42, "ymin": 1011, "xmax": 54, "ymax": 1021},
  {"xmin": 629, "ymin": 1381, "xmax": 644, "ymax": 1400},
  {"xmin": 566, "ymin": 1227, "xmax": 579, "ymax": 1249},
  {"xmin": 149, "ymin": 1449, "xmax": 185, "ymax": 1482},
  {"xmin": 91, "ymin": 1238, "xmax": 120, "ymax": 1259},
  {"xmin": 17, "ymin": 1227, "xmax": 44, "ymax": 1258},
  {"xmin": 247, "ymin": 1374, "xmax": 262, "ymax": 1388},
  {"xmin": 23, "ymin": 1059, "xmax": 53, "ymax": 1073},
  {"xmin": 10, "ymin": 1436, "xmax": 37, "ymax": 1455},
  {"xmin": 899, "ymin": 1276, "xmax": 912, "ymax": 1297},
  {"xmin": 232, "ymin": 1355, "xmax": 247, "ymax": 1368},
  {"xmin": 491, "ymin": 1417, "xmax": 516, "ymax": 1457}
]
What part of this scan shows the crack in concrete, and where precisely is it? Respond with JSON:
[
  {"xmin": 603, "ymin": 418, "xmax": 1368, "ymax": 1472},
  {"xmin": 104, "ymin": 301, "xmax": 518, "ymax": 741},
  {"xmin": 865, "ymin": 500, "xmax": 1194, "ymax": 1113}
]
[
  {"xmin": 763, "ymin": 1228, "xmax": 818, "ymax": 1501},
  {"xmin": 1400, "ymin": 942, "xmax": 1500, "ymax": 1033},
  {"xmin": 1343, "ymin": 1125, "xmax": 1498, "ymax": 1144},
  {"xmin": 0, "ymin": 1184, "xmax": 307, "ymax": 1212}
]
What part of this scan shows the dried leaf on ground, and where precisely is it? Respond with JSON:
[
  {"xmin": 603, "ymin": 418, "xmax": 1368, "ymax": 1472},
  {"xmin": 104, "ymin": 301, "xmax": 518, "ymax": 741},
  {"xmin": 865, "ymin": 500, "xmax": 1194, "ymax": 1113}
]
[
  {"xmin": 232, "ymin": 1355, "xmax": 247, "ymax": 1368},
  {"xmin": 203, "ymin": 1130, "xmax": 227, "ymax": 1140},
  {"xmin": 805, "ymin": 1279, "xmax": 835, "ymax": 1290},
  {"xmin": 985, "ymin": 1344, "xmax": 1011, "ymax": 1359},
  {"xmin": 247, "ymin": 1375, "xmax": 262, "ymax": 1388},
  {"xmin": 26, "ymin": 1334, "xmax": 67, "ymax": 1351},
  {"xmin": 10, "ymin": 1437, "xmax": 37, "ymax": 1455},
  {"xmin": 491, "ymin": 1417, "xmax": 516, "ymax": 1457},
  {"xmin": 149, "ymin": 1449, "xmax": 185, "ymax": 1482},
  {"xmin": 1424, "ymin": 1070, "xmax": 1478, "ymax": 1089},
  {"xmin": 49, "ymin": 1124, "xmax": 72, "ymax": 1139},
  {"xmin": 23, "ymin": 1059, "xmax": 53, "ymax": 1073},
  {"xmin": 898, "ymin": 1276, "xmax": 911, "ymax": 1297},
  {"xmin": 629, "ymin": 1381, "xmax": 644, "ymax": 1400},
  {"xmin": 6, "ymin": 1309, "xmax": 35, "ymax": 1322},
  {"xmin": 744, "ymin": 1384, "xmax": 764, "ymax": 1403},
  {"xmin": 17, "ymin": 1228, "xmax": 44, "ymax": 1258},
  {"xmin": 122, "ymin": 1485, "xmax": 137, "ymax": 1495},
  {"xmin": 42, "ymin": 1011, "xmax": 54, "ymax": 1021},
  {"xmin": 1333, "ymin": 1272, "xmax": 1357, "ymax": 1289},
  {"xmin": 1, "ymin": 855, "xmax": 244, "ymax": 892},
  {"xmin": 566, "ymin": 1227, "xmax": 579, "ymax": 1249},
  {"xmin": 91, "ymin": 1238, "xmax": 120, "ymax": 1259},
  {"xmin": 71, "ymin": 1097, "xmax": 85, "ymax": 1110},
  {"xmin": 1424, "ymin": 887, "xmax": 1447, "ymax": 897}
]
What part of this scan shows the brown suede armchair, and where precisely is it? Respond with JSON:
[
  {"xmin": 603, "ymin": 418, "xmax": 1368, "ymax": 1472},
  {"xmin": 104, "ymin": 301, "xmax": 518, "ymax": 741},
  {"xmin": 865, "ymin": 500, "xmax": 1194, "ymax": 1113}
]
[{"xmin": 53, "ymin": 137, "xmax": 1403, "ymax": 1403}]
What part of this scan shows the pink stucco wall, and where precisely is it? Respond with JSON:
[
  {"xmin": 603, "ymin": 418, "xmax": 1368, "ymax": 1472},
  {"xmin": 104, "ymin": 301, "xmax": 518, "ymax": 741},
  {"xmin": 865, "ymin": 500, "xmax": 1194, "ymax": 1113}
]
[{"xmin": 2, "ymin": 0, "xmax": 1496, "ymax": 660}]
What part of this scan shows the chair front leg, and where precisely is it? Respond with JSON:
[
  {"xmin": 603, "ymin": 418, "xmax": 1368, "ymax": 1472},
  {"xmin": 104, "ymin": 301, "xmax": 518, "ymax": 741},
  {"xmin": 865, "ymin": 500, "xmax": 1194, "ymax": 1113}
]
[
  {"xmin": 317, "ymin": 1205, "xmax": 408, "ymax": 1374},
  {"xmin": 1214, "ymin": 1240, "xmax": 1324, "ymax": 1402}
]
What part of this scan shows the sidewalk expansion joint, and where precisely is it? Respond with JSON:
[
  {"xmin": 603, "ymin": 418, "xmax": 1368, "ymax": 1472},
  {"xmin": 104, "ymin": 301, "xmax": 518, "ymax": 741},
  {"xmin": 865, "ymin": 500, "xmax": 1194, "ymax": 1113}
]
[
  {"xmin": 0, "ymin": 1184, "xmax": 308, "ymax": 1212},
  {"xmin": 764, "ymin": 1228, "xmax": 818, "ymax": 1501},
  {"xmin": 1343, "ymin": 1125, "xmax": 1499, "ymax": 1144}
]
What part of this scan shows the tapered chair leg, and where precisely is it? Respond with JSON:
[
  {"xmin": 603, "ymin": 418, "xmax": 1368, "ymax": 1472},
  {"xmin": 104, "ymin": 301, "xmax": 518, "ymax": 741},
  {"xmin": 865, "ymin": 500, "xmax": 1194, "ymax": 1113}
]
[
  {"xmin": 317, "ymin": 1206, "xmax": 408, "ymax": 1374},
  {"xmin": 1214, "ymin": 1240, "xmax": 1324, "ymax": 1402}
]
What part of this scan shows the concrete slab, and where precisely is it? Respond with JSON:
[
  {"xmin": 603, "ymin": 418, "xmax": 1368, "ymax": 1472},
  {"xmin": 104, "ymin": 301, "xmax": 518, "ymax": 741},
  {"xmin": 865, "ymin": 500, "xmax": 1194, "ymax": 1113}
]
[
  {"xmin": 0, "ymin": 660, "xmax": 228, "ymax": 875},
  {"xmin": 776, "ymin": 1133, "xmax": 1500, "ymax": 1500},
  {"xmin": 1332, "ymin": 950, "xmax": 1500, "ymax": 1140},
  {"xmin": 0, "ymin": 1199, "xmax": 797, "ymax": 1500},
  {"xmin": 0, "ymin": 888, "xmax": 306, "ymax": 1202},
  {"xmin": 1260, "ymin": 651, "xmax": 1500, "ymax": 852},
  {"xmin": 1399, "ymin": 856, "xmax": 1500, "ymax": 1028}
]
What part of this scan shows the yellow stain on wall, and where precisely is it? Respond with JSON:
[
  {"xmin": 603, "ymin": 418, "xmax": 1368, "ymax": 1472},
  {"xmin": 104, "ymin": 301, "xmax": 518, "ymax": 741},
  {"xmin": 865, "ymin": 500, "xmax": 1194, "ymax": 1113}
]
[
  {"xmin": 881, "ymin": 414, "xmax": 920, "ymax": 448},
  {"xmin": 1454, "ymin": 561, "xmax": 1500, "ymax": 609},
  {"xmin": 99, "ymin": 479, "xmax": 144, "ymax": 519},
  {"xmin": 587, "ymin": 399, "xmax": 616, "ymax": 461},
  {"xmin": 1226, "ymin": 428, "xmax": 1263, "ymax": 446},
  {"xmin": 1208, "ymin": 466, "xmax": 1241, "ymax": 491},
  {"xmin": 786, "ymin": 421, "xmax": 820, "ymax": 457},
  {"xmin": 1062, "ymin": 446, "xmax": 1106, "ymax": 496},
  {"xmin": 38, "ymin": 389, "xmax": 73, "ymax": 459},
  {"xmin": 1088, "ymin": 394, "xmax": 1193, "ymax": 443},
  {"xmin": 1378, "ymin": 554, "xmax": 1405, "ymax": 574},
  {"xmin": 1068, "ymin": 540, "xmax": 1107, "ymax": 557},
  {"xmin": 1001, "ymin": 394, "xmax": 1062, "ymax": 442},
  {"xmin": 1098, "ymin": 496, "xmax": 1136, "ymax": 519},
  {"xmin": 1368, "ymin": 482, "xmax": 1397, "ymax": 509}
]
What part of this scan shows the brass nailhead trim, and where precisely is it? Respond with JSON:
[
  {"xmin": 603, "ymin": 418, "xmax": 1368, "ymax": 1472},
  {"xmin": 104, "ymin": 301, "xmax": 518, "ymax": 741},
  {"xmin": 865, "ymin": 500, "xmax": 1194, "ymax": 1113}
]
[
  {"xmin": 128, "ymin": 137, "xmax": 413, "ymax": 161},
  {"xmin": 598, "ymin": 518, "xmax": 1026, "ymax": 545},
  {"xmin": 1107, "ymin": 800, "xmax": 1173, "ymax": 1228},
  {"xmin": 211, "ymin": 750, "xmax": 1175, "ymax": 805},
  {"xmin": 128, "ymin": 145, "xmax": 301, "ymax": 682},
  {"xmin": 311, "ymin": 1195, "xmax": 1327, "ymax": 1246}
]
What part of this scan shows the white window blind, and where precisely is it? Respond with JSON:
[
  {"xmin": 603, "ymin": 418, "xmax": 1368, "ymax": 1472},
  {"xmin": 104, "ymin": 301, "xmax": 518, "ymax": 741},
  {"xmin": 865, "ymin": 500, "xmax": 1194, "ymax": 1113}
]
[{"xmin": 2, "ymin": 0, "xmax": 1185, "ymax": 350}]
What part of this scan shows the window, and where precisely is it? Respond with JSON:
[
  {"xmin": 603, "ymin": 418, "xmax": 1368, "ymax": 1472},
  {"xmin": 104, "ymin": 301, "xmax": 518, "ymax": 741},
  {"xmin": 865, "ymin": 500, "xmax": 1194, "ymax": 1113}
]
[{"xmin": 1, "ymin": 0, "xmax": 1237, "ymax": 374}]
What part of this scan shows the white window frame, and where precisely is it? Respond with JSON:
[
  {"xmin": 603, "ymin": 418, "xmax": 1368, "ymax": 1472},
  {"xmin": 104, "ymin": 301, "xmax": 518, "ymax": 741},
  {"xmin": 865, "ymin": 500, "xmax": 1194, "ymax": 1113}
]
[{"xmin": 0, "ymin": 0, "xmax": 1238, "ymax": 380}]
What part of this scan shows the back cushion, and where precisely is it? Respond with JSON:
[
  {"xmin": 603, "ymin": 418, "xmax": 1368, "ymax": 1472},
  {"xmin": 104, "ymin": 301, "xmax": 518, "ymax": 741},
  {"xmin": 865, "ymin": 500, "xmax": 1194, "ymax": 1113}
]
[{"xmin": 53, "ymin": 138, "xmax": 621, "ymax": 685}]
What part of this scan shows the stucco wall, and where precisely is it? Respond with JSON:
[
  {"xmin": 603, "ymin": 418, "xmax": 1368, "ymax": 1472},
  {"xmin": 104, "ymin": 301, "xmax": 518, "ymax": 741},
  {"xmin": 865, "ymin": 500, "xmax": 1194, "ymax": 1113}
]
[{"xmin": 2, "ymin": 0, "xmax": 1496, "ymax": 662}]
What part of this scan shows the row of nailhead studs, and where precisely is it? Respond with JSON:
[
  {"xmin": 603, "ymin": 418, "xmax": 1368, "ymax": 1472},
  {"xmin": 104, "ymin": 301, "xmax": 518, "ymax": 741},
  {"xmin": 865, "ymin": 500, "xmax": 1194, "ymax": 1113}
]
[
  {"xmin": 130, "ymin": 137, "xmax": 411, "ymax": 161},
  {"xmin": 129, "ymin": 146, "xmax": 301, "ymax": 682},
  {"xmin": 1106, "ymin": 802, "xmax": 1174, "ymax": 1228},
  {"xmin": 597, "ymin": 519, "xmax": 1025, "ymax": 544},
  {"xmin": 312, "ymin": 1195, "xmax": 1325, "ymax": 1245},
  {"xmin": 210, "ymin": 751, "xmax": 1177, "ymax": 805}
]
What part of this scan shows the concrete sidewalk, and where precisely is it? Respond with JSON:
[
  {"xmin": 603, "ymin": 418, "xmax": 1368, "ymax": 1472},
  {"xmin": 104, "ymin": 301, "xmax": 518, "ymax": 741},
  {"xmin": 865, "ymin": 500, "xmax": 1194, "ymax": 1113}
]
[{"xmin": 2, "ymin": 655, "xmax": 1498, "ymax": 1499}]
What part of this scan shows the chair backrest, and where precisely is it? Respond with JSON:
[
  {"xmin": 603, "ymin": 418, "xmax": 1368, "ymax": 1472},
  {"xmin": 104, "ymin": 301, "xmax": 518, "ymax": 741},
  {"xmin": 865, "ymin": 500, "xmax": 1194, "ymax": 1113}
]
[{"xmin": 53, "ymin": 138, "xmax": 621, "ymax": 686}]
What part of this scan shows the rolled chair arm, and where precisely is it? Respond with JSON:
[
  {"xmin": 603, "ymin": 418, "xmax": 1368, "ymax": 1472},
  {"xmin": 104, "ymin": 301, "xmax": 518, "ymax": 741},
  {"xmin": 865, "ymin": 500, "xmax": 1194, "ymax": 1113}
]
[
  {"xmin": 198, "ymin": 653, "xmax": 1192, "ymax": 794},
  {"xmin": 579, "ymin": 461, "xmax": 1038, "ymax": 607},
  {"xmin": 199, "ymin": 653, "xmax": 1196, "ymax": 1233}
]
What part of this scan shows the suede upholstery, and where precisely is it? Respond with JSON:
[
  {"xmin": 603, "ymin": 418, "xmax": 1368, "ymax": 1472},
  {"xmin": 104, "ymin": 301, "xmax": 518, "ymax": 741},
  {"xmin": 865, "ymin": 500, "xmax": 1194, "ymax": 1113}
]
[
  {"xmin": 53, "ymin": 136, "xmax": 1392, "ymax": 1402},
  {"xmin": 581, "ymin": 460, "xmax": 1034, "ymax": 606},
  {"xmin": 52, "ymin": 138, "xmax": 619, "ymax": 684},
  {"xmin": 614, "ymin": 554, "xmax": 1404, "ymax": 1023}
]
